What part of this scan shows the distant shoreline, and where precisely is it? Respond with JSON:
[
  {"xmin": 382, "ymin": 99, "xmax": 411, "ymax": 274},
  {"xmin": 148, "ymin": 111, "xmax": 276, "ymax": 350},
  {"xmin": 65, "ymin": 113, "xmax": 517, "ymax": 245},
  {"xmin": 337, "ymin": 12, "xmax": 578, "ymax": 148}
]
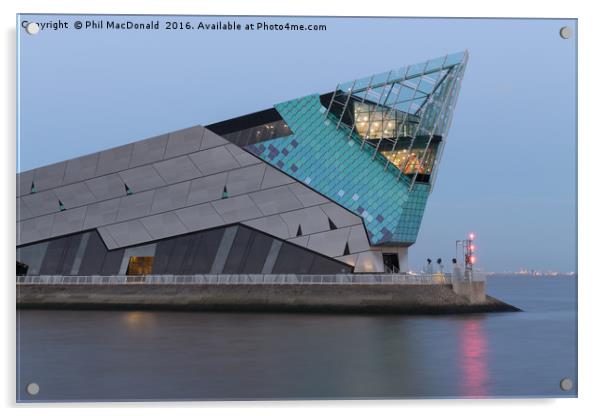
[{"xmin": 487, "ymin": 273, "xmax": 577, "ymax": 278}]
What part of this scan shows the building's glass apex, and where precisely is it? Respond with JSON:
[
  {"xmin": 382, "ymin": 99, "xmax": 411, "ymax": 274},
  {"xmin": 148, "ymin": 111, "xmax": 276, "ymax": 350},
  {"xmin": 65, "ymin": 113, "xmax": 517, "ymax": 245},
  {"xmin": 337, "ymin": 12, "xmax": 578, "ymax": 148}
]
[
  {"xmin": 246, "ymin": 52, "xmax": 469, "ymax": 245},
  {"xmin": 338, "ymin": 51, "xmax": 466, "ymax": 94},
  {"xmin": 323, "ymin": 51, "xmax": 468, "ymax": 188}
]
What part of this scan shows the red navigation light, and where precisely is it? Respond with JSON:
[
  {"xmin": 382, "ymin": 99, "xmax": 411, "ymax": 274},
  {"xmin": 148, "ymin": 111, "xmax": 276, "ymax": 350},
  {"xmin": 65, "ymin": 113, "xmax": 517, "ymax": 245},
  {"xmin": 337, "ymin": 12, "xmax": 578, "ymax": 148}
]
[
  {"xmin": 470, "ymin": 245, "xmax": 476, "ymax": 251},
  {"xmin": 470, "ymin": 256, "xmax": 476, "ymax": 264},
  {"xmin": 469, "ymin": 233, "xmax": 475, "ymax": 240}
]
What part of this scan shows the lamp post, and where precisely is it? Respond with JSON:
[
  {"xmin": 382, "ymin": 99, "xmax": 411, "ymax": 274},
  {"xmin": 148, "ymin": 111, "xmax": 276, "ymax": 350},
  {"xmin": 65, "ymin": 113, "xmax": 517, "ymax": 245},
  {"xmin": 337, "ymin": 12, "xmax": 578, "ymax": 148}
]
[{"xmin": 456, "ymin": 233, "xmax": 476, "ymax": 282}]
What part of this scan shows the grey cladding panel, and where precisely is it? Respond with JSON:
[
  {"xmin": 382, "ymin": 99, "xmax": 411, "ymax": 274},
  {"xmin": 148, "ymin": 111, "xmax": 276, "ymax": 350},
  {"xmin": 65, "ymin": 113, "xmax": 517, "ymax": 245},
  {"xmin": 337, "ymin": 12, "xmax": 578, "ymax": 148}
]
[
  {"xmin": 287, "ymin": 235, "xmax": 309, "ymax": 248},
  {"xmin": 20, "ymin": 190, "xmax": 60, "ymax": 218},
  {"xmin": 16, "ymin": 199, "xmax": 33, "ymax": 222},
  {"xmin": 335, "ymin": 254, "xmax": 359, "ymax": 268},
  {"xmin": 243, "ymin": 215, "xmax": 291, "ymax": 240},
  {"xmin": 86, "ymin": 173, "xmax": 126, "ymax": 200},
  {"xmin": 280, "ymin": 205, "xmax": 330, "ymax": 236},
  {"xmin": 140, "ymin": 212, "xmax": 188, "ymax": 240},
  {"xmin": 129, "ymin": 134, "xmax": 169, "ymax": 167},
  {"xmin": 320, "ymin": 202, "xmax": 363, "ymax": 228},
  {"xmin": 18, "ymin": 214, "xmax": 55, "ymax": 245},
  {"xmin": 97, "ymin": 227, "xmax": 118, "ymax": 250},
  {"xmin": 118, "ymin": 165, "xmax": 166, "ymax": 193},
  {"xmin": 225, "ymin": 144, "xmax": 261, "ymax": 167},
  {"xmin": 307, "ymin": 227, "xmax": 351, "ymax": 258},
  {"xmin": 115, "ymin": 190, "xmax": 155, "ymax": 222},
  {"xmin": 164, "ymin": 126, "xmax": 204, "ymax": 159},
  {"xmin": 249, "ymin": 186, "xmax": 303, "ymax": 216},
  {"xmin": 51, "ymin": 206, "xmax": 87, "ymax": 237},
  {"xmin": 288, "ymin": 183, "xmax": 329, "ymax": 207},
  {"xmin": 33, "ymin": 161, "xmax": 66, "ymax": 192},
  {"xmin": 225, "ymin": 164, "xmax": 265, "ymax": 196},
  {"xmin": 100, "ymin": 220, "xmax": 153, "ymax": 247},
  {"xmin": 347, "ymin": 224, "xmax": 371, "ymax": 253},
  {"xmin": 83, "ymin": 198, "xmax": 121, "ymax": 229},
  {"xmin": 95, "ymin": 144, "xmax": 133, "ymax": 176},
  {"xmin": 175, "ymin": 203, "xmax": 225, "ymax": 232},
  {"xmin": 17, "ymin": 170, "xmax": 34, "ymax": 197},
  {"xmin": 53, "ymin": 182, "xmax": 97, "ymax": 209},
  {"xmin": 211, "ymin": 195, "xmax": 262, "ymax": 223},
  {"xmin": 153, "ymin": 155, "xmax": 201, "ymax": 185},
  {"xmin": 186, "ymin": 173, "xmax": 227, "ymax": 206},
  {"xmin": 261, "ymin": 166, "xmax": 296, "ymax": 189},
  {"xmin": 188, "ymin": 146, "xmax": 240, "ymax": 176},
  {"xmin": 200, "ymin": 129, "xmax": 229, "ymax": 150},
  {"xmin": 150, "ymin": 181, "xmax": 191, "ymax": 214},
  {"xmin": 63, "ymin": 153, "xmax": 99, "ymax": 184}
]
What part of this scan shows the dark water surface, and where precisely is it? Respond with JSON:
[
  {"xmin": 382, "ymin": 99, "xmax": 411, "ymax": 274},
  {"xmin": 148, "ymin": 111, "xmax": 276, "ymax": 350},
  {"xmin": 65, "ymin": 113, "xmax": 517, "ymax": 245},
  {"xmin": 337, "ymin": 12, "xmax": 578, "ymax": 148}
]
[{"xmin": 16, "ymin": 276, "xmax": 577, "ymax": 401}]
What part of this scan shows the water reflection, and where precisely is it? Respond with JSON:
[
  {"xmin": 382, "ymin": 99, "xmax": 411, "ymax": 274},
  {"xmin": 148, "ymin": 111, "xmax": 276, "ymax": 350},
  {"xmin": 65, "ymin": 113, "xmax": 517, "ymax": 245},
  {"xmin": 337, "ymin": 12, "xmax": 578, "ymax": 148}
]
[
  {"xmin": 17, "ymin": 277, "xmax": 577, "ymax": 400},
  {"xmin": 459, "ymin": 319, "xmax": 489, "ymax": 397},
  {"xmin": 122, "ymin": 311, "xmax": 157, "ymax": 330}
]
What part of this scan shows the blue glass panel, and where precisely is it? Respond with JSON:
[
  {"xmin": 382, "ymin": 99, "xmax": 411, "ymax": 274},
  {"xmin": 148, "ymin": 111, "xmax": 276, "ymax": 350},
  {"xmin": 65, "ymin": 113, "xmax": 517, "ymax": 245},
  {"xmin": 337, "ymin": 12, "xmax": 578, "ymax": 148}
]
[
  {"xmin": 445, "ymin": 51, "xmax": 465, "ymax": 66},
  {"xmin": 250, "ymin": 52, "xmax": 467, "ymax": 245},
  {"xmin": 426, "ymin": 56, "xmax": 446, "ymax": 72},
  {"xmin": 246, "ymin": 94, "xmax": 433, "ymax": 245},
  {"xmin": 406, "ymin": 62, "xmax": 427, "ymax": 77}
]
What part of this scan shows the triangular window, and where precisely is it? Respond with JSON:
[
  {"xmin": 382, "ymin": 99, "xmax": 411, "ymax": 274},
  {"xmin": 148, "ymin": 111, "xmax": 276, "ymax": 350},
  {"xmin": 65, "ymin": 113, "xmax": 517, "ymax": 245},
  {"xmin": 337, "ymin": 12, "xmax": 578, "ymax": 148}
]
[{"xmin": 296, "ymin": 225, "xmax": 303, "ymax": 237}]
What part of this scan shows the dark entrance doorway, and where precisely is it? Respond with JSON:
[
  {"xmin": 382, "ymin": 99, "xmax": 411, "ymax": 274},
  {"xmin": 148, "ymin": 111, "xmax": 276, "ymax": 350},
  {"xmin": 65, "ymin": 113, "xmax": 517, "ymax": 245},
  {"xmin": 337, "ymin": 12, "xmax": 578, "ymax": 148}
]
[{"xmin": 382, "ymin": 253, "xmax": 400, "ymax": 273}]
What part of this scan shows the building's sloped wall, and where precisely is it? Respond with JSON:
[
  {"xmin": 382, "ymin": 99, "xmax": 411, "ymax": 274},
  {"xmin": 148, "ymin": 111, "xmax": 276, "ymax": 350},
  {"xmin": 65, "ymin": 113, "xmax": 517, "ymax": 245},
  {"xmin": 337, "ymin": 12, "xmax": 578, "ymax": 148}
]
[
  {"xmin": 17, "ymin": 225, "xmax": 352, "ymax": 276},
  {"xmin": 17, "ymin": 125, "xmax": 381, "ymax": 272},
  {"xmin": 393, "ymin": 183, "xmax": 430, "ymax": 242},
  {"xmin": 245, "ymin": 94, "xmax": 428, "ymax": 246}
]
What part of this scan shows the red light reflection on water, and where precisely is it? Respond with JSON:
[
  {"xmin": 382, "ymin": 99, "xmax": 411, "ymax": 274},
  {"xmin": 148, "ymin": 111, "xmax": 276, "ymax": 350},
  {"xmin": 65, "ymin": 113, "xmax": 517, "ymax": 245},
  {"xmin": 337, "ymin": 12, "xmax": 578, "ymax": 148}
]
[{"xmin": 459, "ymin": 320, "xmax": 489, "ymax": 397}]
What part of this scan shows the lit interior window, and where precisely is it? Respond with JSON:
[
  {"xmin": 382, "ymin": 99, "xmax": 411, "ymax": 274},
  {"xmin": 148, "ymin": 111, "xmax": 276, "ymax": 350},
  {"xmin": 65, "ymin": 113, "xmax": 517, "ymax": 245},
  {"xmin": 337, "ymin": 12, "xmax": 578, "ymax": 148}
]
[{"xmin": 126, "ymin": 256, "xmax": 154, "ymax": 276}]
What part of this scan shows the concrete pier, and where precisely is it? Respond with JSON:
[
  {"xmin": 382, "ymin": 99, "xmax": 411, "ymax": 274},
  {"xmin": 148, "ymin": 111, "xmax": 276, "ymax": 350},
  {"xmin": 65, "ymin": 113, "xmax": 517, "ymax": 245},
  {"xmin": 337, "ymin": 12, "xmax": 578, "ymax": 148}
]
[
  {"xmin": 17, "ymin": 282, "xmax": 519, "ymax": 314},
  {"xmin": 452, "ymin": 279, "xmax": 486, "ymax": 303}
]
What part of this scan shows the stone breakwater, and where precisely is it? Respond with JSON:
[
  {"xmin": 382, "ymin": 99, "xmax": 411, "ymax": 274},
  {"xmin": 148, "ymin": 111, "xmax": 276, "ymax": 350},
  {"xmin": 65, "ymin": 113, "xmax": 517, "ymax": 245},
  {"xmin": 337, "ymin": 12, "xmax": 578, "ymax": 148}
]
[{"xmin": 17, "ymin": 283, "xmax": 520, "ymax": 314}]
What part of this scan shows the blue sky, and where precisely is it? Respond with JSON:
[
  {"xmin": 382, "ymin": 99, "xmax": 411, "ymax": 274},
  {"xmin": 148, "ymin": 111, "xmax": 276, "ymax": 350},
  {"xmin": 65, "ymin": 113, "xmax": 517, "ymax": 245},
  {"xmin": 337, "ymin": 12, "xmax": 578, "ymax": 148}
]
[{"xmin": 17, "ymin": 15, "xmax": 577, "ymax": 272}]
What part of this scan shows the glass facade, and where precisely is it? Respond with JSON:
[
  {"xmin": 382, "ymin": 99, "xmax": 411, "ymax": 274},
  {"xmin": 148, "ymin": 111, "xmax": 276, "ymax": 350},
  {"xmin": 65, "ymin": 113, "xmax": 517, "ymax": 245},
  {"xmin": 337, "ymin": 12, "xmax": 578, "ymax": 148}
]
[
  {"xmin": 16, "ymin": 225, "xmax": 352, "ymax": 276},
  {"xmin": 324, "ymin": 51, "xmax": 467, "ymax": 186},
  {"xmin": 380, "ymin": 141, "xmax": 439, "ymax": 179},
  {"xmin": 247, "ymin": 93, "xmax": 409, "ymax": 244},
  {"xmin": 245, "ymin": 52, "xmax": 467, "ymax": 245},
  {"xmin": 221, "ymin": 120, "xmax": 293, "ymax": 148},
  {"xmin": 352, "ymin": 101, "xmax": 419, "ymax": 140}
]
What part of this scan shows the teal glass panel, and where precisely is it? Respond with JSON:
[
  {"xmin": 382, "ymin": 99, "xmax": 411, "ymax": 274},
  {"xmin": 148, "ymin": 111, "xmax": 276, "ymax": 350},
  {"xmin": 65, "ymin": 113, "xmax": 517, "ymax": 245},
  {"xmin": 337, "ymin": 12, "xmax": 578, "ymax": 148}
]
[
  {"xmin": 246, "ymin": 94, "xmax": 431, "ymax": 245},
  {"xmin": 246, "ymin": 52, "xmax": 467, "ymax": 245}
]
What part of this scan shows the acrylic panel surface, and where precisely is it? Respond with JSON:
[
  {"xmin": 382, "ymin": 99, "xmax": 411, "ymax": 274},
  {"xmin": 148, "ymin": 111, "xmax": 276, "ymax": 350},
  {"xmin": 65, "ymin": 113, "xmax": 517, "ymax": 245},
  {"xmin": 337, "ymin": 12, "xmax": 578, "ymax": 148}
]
[{"xmin": 16, "ymin": 15, "xmax": 576, "ymax": 401}]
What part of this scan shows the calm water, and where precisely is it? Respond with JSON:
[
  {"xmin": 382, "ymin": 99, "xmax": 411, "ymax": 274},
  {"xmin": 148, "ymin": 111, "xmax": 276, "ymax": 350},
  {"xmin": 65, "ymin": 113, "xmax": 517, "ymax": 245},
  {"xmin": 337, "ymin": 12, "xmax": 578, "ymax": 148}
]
[{"xmin": 16, "ymin": 276, "xmax": 577, "ymax": 401}]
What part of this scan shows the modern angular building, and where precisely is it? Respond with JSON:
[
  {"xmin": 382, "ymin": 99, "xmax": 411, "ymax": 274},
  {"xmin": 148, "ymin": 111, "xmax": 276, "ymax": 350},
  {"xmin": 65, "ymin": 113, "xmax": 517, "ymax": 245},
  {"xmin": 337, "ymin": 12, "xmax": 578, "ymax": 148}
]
[{"xmin": 16, "ymin": 52, "xmax": 467, "ymax": 277}]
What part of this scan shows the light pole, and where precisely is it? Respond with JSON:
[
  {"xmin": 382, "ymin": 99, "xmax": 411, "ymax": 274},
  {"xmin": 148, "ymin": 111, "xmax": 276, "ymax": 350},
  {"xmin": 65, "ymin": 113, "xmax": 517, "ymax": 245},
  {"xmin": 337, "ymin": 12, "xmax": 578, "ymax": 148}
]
[{"xmin": 455, "ymin": 233, "xmax": 476, "ymax": 281}]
